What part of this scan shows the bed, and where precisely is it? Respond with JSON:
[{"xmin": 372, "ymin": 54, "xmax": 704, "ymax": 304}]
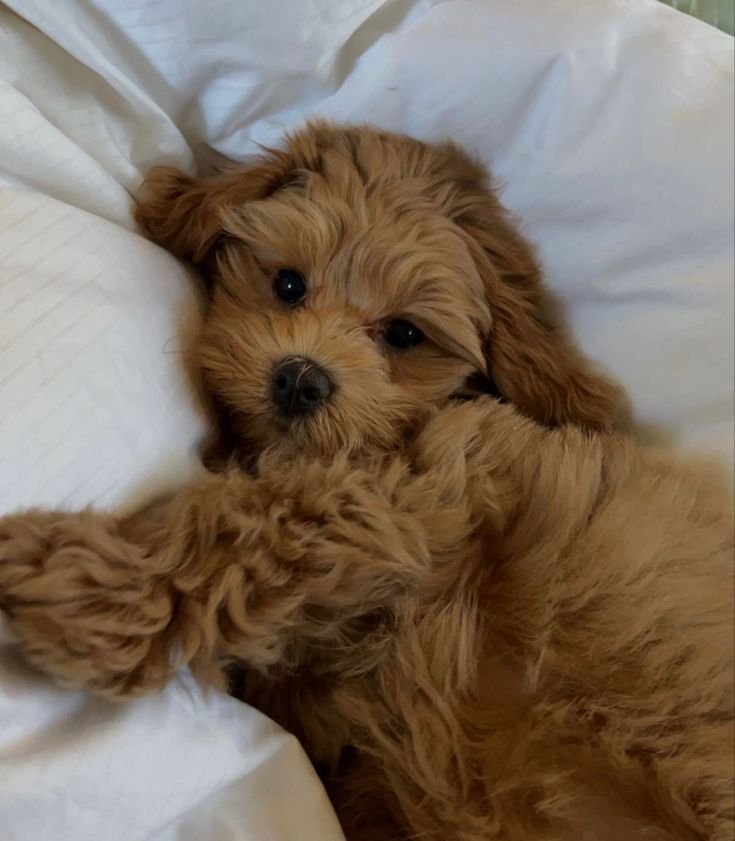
[{"xmin": 0, "ymin": 1, "xmax": 732, "ymax": 839}]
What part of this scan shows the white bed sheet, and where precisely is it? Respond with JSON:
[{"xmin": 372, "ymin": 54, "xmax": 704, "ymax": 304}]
[
  {"xmin": 0, "ymin": 619, "xmax": 343, "ymax": 841},
  {"xmin": 0, "ymin": 1, "xmax": 733, "ymax": 840}
]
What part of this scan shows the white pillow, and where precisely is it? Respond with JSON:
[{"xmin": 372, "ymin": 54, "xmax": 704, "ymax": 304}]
[{"xmin": 0, "ymin": 188, "xmax": 207, "ymax": 515}]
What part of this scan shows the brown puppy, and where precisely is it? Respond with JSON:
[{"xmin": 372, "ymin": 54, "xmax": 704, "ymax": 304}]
[{"xmin": 0, "ymin": 123, "xmax": 732, "ymax": 841}]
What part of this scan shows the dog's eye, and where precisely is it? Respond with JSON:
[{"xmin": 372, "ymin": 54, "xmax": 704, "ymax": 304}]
[
  {"xmin": 383, "ymin": 319, "xmax": 424, "ymax": 349},
  {"xmin": 273, "ymin": 269, "xmax": 307, "ymax": 305}
]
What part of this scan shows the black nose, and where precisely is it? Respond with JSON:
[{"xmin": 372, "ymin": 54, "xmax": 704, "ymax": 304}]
[{"xmin": 271, "ymin": 358, "xmax": 333, "ymax": 416}]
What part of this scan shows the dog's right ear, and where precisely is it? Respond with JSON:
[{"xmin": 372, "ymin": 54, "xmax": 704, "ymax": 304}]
[{"xmin": 135, "ymin": 150, "xmax": 295, "ymax": 264}]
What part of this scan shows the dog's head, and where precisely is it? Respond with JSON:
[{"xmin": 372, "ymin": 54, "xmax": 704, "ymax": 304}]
[{"xmin": 136, "ymin": 122, "xmax": 624, "ymax": 459}]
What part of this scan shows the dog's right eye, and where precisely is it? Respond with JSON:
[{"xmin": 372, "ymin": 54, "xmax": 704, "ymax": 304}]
[{"xmin": 273, "ymin": 269, "xmax": 307, "ymax": 305}]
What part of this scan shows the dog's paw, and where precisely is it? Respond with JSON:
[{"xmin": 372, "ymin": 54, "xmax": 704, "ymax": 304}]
[
  {"xmin": 0, "ymin": 511, "xmax": 69, "ymax": 604},
  {"xmin": 410, "ymin": 399, "xmax": 524, "ymax": 531},
  {"xmin": 0, "ymin": 510, "xmax": 173, "ymax": 698}
]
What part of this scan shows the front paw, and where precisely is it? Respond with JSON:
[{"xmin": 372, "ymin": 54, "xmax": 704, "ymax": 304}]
[
  {"xmin": 0, "ymin": 510, "xmax": 172, "ymax": 698},
  {"xmin": 410, "ymin": 401, "xmax": 493, "ymax": 498},
  {"xmin": 411, "ymin": 399, "xmax": 522, "ymax": 528},
  {"xmin": 0, "ymin": 510, "xmax": 76, "ymax": 607}
]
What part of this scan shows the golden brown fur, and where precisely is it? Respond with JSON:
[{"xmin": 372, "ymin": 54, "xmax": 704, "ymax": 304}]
[{"xmin": 0, "ymin": 123, "xmax": 732, "ymax": 841}]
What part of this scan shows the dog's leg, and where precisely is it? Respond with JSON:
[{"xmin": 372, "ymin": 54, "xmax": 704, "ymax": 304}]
[
  {"xmin": 510, "ymin": 471, "xmax": 733, "ymax": 841},
  {"xmin": 429, "ymin": 399, "xmax": 735, "ymax": 841},
  {"xmin": 0, "ymin": 456, "xmax": 489, "ymax": 839},
  {"xmin": 0, "ymin": 456, "xmax": 435, "ymax": 699}
]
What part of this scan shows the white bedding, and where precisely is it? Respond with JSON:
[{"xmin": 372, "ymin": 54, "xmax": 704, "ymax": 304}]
[{"xmin": 0, "ymin": 1, "xmax": 732, "ymax": 840}]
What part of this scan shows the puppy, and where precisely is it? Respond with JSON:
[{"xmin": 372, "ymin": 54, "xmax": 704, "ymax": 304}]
[{"xmin": 0, "ymin": 123, "xmax": 732, "ymax": 841}]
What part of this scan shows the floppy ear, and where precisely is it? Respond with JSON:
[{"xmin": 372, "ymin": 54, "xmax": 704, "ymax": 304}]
[
  {"xmin": 427, "ymin": 142, "xmax": 627, "ymax": 431},
  {"xmin": 134, "ymin": 149, "xmax": 295, "ymax": 264}
]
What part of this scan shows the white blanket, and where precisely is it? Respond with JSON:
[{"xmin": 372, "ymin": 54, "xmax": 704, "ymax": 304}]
[
  {"xmin": 0, "ymin": 1, "xmax": 732, "ymax": 839},
  {"xmin": 0, "ymin": 620, "xmax": 343, "ymax": 841}
]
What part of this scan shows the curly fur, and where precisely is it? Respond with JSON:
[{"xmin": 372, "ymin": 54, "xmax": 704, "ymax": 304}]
[{"xmin": 0, "ymin": 122, "xmax": 732, "ymax": 841}]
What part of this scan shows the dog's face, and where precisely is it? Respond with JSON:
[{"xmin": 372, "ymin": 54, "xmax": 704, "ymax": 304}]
[
  {"xmin": 137, "ymin": 123, "xmax": 624, "ymax": 458},
  {"xmin": 197, "ymin": 147, "xmax": 495, "ymax": 457},
  {"xmin": 199, "ymin": 191, "xmax": 487, "ymax": 455}
]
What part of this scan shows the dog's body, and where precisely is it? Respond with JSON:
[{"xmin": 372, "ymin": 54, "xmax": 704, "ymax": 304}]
[{"xmin": 0, "ymin": 123, "xmax": 732, "ymax": 840}]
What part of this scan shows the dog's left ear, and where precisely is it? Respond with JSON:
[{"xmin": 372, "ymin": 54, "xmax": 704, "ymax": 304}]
[
  {"xmin": 135, "ymin": 149, "xmax": 295, "ymax": 264},
  {"xmin": 428, "ymin": 142, "xmax": 627, "ymax": 431}
]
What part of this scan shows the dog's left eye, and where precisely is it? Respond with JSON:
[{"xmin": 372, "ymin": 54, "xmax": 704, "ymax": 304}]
[
  {"xmin": 383, "ymin": 319, "xmax": 424, "ymax": 349},
  {"xmin": 273, "ymin": 269, "xmax": 307, "ymax": 305}
]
